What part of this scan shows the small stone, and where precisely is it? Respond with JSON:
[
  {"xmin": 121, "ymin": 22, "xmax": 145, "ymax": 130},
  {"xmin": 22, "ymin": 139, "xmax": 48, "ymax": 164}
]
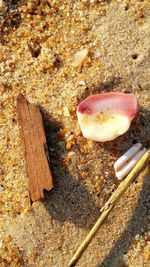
[
  {"xmin": 0, "ymin": 51, "xmax": 3, "ymax": 62},
  {"xmin": 57, "ymin": 109, "xmax": 63, "ymax": 116},
  {"xmin": 145, "ymin": 251, "xmax": 150, "ymax": 260},
  {"xmin": 63, "ymin": 107, "xmax": 70, "ymax": 117},
  {"xmin": 135, "ymin": 234, "xmax": 140, "ymax": 241},
  {"xmin": 68, "ymin": 151, "xmax": 76, "ymax": 158},
  {"xmin": 57, "ymin": 128, "xmax": 67, "ymax": 137},
  {"xmin": 79, "ymin": 81, "xmax": 86, "ymax": 86},
  {"xmin": 66, "ymin": 141, "xmax": 75, "ymax": 150},
  {"xmin": 66, "ymin": 134, "xmax": 74, "ymax": 142},
  {"xmin": 0, "ymin": 0, "xmax": 3, "ymax": 9}
]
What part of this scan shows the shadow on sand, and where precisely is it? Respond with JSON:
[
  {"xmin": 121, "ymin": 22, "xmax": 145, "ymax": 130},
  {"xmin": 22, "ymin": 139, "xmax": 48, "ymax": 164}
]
[
  {"xmin": 97, "ymin": 168, "xmax": 150, "ymax": 267},
  {"xmin": 77, "ymin": 78, "xmax": 150, "ymax": 266},
  {"xmin": 41, "ymin": 112, "xmax": 100, "ymax": 229},
  {"xmin": 40, "ymin": 78, "xmax": 150, "ymax": 264}
]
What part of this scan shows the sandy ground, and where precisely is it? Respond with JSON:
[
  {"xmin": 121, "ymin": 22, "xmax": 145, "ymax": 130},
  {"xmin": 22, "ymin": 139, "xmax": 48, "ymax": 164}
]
[{"xmin": 0, "ymin": 0, "xmax": 150, "ymax": 266}]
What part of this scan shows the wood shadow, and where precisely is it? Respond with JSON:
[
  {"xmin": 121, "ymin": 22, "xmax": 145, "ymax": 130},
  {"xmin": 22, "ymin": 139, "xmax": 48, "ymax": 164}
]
[{"xmin": 41, "ymin": 111, "xmax": 100, "ymax": 228}]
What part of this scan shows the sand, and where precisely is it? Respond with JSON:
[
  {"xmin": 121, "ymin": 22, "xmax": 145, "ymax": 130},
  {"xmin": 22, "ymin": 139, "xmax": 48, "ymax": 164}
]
[{"xmin": 0, "ymin": 0, "xmax": 150, "ymax": 266}]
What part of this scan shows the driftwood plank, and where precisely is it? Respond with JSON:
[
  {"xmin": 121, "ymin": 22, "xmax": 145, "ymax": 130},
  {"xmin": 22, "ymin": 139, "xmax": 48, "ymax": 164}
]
[{"xmin": 17, "ymin": 94, "xmax": 53, "ymax": 202}]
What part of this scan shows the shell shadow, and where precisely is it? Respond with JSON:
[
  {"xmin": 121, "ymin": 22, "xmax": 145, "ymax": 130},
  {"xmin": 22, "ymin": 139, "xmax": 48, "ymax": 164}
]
[
  {"xmin": 77, "ymin": 76, "xmax": 122, "ymax": 104},
  {"xmin": 98, "ymin": 106, "xmax": 150, "ymax": 155}
]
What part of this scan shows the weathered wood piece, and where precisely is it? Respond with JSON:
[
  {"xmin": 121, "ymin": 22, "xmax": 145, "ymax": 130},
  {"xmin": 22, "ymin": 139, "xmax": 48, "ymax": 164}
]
[{"xmin": 17, "ymin": 94, "xmax": 53, "ymax": 202}]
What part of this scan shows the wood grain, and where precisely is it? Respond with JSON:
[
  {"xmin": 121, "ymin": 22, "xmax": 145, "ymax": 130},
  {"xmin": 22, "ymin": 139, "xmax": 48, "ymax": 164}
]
[{"xmin": 17, "ymin": 94, "xmax": 53, "ymax": 202}]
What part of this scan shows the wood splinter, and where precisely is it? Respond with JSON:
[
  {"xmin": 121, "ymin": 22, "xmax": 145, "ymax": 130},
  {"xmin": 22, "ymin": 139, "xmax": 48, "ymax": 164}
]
[{"xmin": 17, "ymin": 94, "xmax": 53, "ymax": 202}]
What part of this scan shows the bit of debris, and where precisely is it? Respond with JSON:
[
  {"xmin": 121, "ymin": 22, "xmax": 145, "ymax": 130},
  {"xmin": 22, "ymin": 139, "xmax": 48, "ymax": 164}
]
[
  {"xmin": 0, "ymin": 0, "xmax": 3, "ymax": 9},
  {"xmin": 66, "ymin": 134, "xmax": 74, "ymax": 142},
  {"xmin": 0, "ymin": 51, "xmax": 3, "ymax": 62},
  {"xmin": 67, "ymin": 151, "xmax": 76, "ymax": 158},
  {"xmin": 63, "ymin": 106, "xmax": 70, "ymax": 117},
  {"xmin": 57, "ymin": 128, "xmax": 67, "ymax": 138},
  {"xmin": 66, "ymin": 141, "xmax": 75, "ymax": 150},
  {"xmin": 72, "ymin": 48, "xmax": 89, "ymax": 68},
  {"xmin": 79, "ymin": 81, "xmax": 86, "ymax": 86}
]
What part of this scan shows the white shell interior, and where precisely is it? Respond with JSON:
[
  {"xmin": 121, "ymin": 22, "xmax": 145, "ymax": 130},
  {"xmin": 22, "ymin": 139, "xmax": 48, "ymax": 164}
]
[{"xmin": 77, "ymin": 112, "xmax": 131, "ymax": 142}]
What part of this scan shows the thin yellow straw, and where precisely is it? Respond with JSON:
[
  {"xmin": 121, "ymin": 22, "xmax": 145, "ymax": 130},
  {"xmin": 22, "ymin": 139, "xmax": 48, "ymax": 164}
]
[{"xmin": 68, "ymin": 149, "xmax": 150, "ymax": 267}]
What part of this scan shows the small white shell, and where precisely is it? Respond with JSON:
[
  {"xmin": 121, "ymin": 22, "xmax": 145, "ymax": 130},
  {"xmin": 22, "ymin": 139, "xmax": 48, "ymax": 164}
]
[
  {"xmin": 72, "ymin": 48, "xmax": 88, "ymax": 67},
  {"xmin": 114, "ymin": 143, "xmax": 147, "ymax": 180}
]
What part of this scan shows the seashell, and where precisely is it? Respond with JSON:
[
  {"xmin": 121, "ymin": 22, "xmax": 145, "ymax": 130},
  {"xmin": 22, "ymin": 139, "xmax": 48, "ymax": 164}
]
[
  {"xmin": 77, "ymin": 92, "xmax": 138, "ymax": 142},
  {"xmin": 72, "ymin": 48, "xmax": 88, "ymax": 67},
  {"xmin": 114, "ymin": 143, "xmax": 147, "ymax": 180}
]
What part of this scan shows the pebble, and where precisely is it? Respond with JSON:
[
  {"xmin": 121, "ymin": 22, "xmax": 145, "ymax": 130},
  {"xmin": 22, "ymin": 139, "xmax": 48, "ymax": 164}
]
[
  {"xmin": 66, "ymin": 141, "xmax": 75, "ymax": 150},
  {"xmin": 79, "ymin": 81, "xmax": 86, "ymax": 86},
  {"xmin": 63, "ymin": 107, "xmax": 70, "ymax": 117},
  {"xmin": 0, "ymin": 240, "xmax": 3, "ymax": 249},
  {"xmin": 72, "ymin": 48, "xmax": 89, "ymax": 67},
  {"xmin": 68, "ymin": 151, "xmax": 76, "ymax": 158},
  {"xmin": 66, "ymin": 134, "xmax": 74, "ymax": 142}
]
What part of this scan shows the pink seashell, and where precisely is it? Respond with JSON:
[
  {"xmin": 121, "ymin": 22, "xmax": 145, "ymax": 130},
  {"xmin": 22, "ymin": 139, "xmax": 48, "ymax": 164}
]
[{"xmin": 77, "ymin": 92, "xmax": 138, "ymax": 142}]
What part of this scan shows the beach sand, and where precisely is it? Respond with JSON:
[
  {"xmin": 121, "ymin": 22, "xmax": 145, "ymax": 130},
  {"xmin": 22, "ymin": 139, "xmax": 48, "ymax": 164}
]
[{"xmin": 0, "ymin": 1, "xmax": 150, "ymax": 266}]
